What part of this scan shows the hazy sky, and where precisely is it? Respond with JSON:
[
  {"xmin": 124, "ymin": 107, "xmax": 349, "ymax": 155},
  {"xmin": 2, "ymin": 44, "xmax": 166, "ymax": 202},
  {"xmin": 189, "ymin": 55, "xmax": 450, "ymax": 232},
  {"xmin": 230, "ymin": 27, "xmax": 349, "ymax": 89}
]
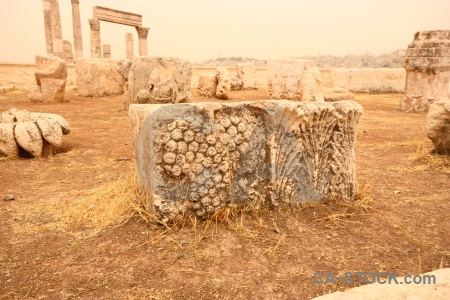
[{"xmin": 0, "ymin": 0, "xmax": 449, "ymax": 63}]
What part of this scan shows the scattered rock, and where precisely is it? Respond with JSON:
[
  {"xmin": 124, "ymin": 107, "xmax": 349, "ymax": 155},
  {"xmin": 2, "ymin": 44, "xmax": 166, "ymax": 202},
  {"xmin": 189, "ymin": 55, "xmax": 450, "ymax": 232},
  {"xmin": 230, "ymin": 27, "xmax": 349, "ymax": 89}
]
[
  {"xmin": 428, "ymin": 101, "xmax": 450, "ymax": 154},
  {"xmin": 3, "ymin": 194, "xmax": 15, "ymax": 201}
]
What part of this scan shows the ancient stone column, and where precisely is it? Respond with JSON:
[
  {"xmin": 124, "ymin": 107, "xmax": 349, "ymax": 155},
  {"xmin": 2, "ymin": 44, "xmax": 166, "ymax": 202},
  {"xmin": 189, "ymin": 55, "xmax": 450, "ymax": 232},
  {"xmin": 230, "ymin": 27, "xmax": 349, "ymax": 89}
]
[
  {"xmin": 103, "ymin": 45, "xmax": 111, "ymax": 58},
  {"xmin": 136, "ymin": 27, "xmax": 149, "ymax": 56},
  {"xmin": 400, "ymin": 30, "xmax": 450, "ymax": 112},
  {"xmin": 42, "ymin": 0, "xmax": 53, "ymax": 55},
  {"xmin": 126, "ymin": 33, "xmax": 134, "ymax": 60},
  {"xmin": 71, "ymin": 0, "xmax": 83, "ymax": 59},
  {"xmin": 50, "ymin": 0, "xmax": 63, "ymax": 58},
  {"xmin": 89, "ymin": 19, "xmax": 102, "ymax": 58}
]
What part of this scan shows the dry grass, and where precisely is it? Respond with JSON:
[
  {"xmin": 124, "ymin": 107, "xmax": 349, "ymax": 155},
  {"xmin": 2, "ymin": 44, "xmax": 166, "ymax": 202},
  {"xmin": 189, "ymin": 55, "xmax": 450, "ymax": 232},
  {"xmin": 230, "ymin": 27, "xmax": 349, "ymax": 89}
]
[
  {"xmin": 410, "ymin": 142, "xmax": 450, "ymax": 173},
  {"xmin": 12, "ymin": 176, "xmax": 144, "ymax": 238}
]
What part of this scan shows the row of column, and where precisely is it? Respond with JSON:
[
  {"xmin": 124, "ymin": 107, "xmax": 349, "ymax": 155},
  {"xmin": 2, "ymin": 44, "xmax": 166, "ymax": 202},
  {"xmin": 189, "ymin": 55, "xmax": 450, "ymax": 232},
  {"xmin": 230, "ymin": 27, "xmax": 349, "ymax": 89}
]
[
  {"xmin": 89, "ymin": 18, "xmax": 149, "ymax": 59},
  {"xmin": 42, "ymin": 0, "xmax": 149, "ymax": 61}
]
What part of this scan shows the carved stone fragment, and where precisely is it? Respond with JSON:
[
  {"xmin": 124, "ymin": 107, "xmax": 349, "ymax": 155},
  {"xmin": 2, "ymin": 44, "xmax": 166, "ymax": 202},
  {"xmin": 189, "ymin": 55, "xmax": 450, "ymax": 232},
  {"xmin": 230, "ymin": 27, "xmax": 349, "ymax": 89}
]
[
  {"xmin": 130, "ymin": 100, "xmax": 363, "ymax": 222},
  {"xmin": 400, "ymin": 30, "xmax": 450, "ymax": 111}
]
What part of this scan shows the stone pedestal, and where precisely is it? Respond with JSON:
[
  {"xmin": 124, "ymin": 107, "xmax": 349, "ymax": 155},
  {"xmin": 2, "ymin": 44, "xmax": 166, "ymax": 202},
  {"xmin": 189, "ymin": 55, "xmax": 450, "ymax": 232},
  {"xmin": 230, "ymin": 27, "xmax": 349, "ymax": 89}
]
[
  {"xmin": 237, "ymin": 63, "xmax": 257, "ymax": 89},
  {"xmin": 31, "ymin": 56, "xmax": 68, "ymax": 102},
  {"xmin": 89, "ymin": 19, "xmax": 102, "ymax": 58},
  {"xmin": 129, "ymin": 100, "xmax": 363, "ymax": 222},
  {"xmin": 71, "ymin": 0, "xmax": 83, "ymax": 59},
  {"xmin": 126, "ymin": 33, "xmax": 134, "ymax": 60},
  {"xmin": 103, "ymin": 45, "xmax": 111, "ymax": 58},
  {"xmin": 400, "ymin": 30, "xmax": 450, "ymax": 112},
  {"xmin": 136, "ymin": 27, "xmax": 149, "ymax": 56}
]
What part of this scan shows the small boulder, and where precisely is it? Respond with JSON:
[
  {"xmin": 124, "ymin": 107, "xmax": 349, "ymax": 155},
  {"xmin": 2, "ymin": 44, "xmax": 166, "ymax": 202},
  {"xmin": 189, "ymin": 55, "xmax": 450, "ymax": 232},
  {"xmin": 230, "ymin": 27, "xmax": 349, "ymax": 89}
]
[
  {"xmin": 0, "ymin": 123, "xmax": 19, "ymax": 157},
  {"xmin": 428, "ymin": 101, "xmax": 450, "ymax": 154}
]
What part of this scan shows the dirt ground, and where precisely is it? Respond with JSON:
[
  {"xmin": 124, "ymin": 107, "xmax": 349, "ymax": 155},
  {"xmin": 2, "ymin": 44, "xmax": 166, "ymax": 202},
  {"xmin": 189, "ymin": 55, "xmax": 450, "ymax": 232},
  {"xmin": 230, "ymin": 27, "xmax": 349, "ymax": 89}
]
[{"xmin": 0, "ymin": 88, "xmax": 449, "ymax": 299}]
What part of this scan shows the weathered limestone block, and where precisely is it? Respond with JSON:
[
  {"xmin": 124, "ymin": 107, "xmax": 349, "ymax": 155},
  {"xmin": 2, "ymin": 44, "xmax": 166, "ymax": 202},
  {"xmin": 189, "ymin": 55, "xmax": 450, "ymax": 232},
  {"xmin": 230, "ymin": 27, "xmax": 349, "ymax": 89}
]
[
  {"xmin": 400, "ymin": 30, "xmax": 450, "ymax": 112},
  {"xmin": 127, "ymin": 57, "xmax": 193, "ymax": 106},
  {"xmin": 215, "ymin": 67, "xmax": 231, "ymax": 99},
  {"xmin": 230, "ymin": 76, "xmax": 243, "ymax": 91},
  {"xmin": 130, "ymin": 100, "xmax": 363, "ymax": 222},
  {"xmin": 427, "ymin": 101, "xmax": 450, "ymax": 154},
  {"xmin": 36, "ymin": 118, "xmax": 63, "ymax": 146},
  {"xmin": 0, "ymin": 123, "xmax": 19, "ymax": 157},
  {"xmin": 14, "ymin": 122, "xmax": 43, "ymax": 157},
  {"xmin": 0, "ymin": 109, "xmax": 70, "ymax": 158},
  {"xmin": 236, "ymin": 63, "xmax": 257, "ymax": 89},
  {"xmin": 75, "ymin": 58, "xmax": 128, "ymax": 97},
  {"xmin": 268, "ymin": 59, "xmax": 325, "ymax": 101},
  {"xmin": 30, "ymin": 55, "xmax": 68, "ymax": 102},
  {"xmin": 197, "ymin": 75, "xmax": 217, "ymax": 98},
  {"xmin": 324, "ymin": 87, "xmax": 355, "ymax": 101}
]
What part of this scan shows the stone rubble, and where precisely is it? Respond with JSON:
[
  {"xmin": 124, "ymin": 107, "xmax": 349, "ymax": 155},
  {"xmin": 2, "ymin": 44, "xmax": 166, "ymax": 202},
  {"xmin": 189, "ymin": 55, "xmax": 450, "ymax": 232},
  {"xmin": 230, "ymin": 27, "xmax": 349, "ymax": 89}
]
[
  {"xmin": 0, "ymin": 109, "xmax": 70, "ymax": 158},
  {"xmin": 29, "ymin": 55, "xmax": 68, "ymax": 102},
  {"xmin": 427, "ymin": 101, "xmax": 450, "ymax": 154}
]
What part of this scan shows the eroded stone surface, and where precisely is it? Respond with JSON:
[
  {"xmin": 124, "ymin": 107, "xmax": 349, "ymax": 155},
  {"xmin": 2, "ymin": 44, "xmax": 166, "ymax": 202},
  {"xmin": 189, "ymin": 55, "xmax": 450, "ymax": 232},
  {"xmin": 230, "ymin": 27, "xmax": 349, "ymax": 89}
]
[
  {"xmin": 400, "ymin": 30, "xmax": 450, "ymax": 112},
  {"xmin": 268, "ymin": 59, "xmax": 325, "ymax": 101},
  {"xmin": 30, "ymin": 55, "xmax": 68, "ymax": 102},
  {"xmin": 14, "ymin": 122, "xmax": 43, "ymax": 157},
  {"xmin": 130, "ymin": 100, "xmax": 363, "ymax": 222},
  {"xmin": 127, "ymin": 57, "xmax": 193, "ymax": 106},
  {"xmin": 428, "ymin": 101, "xmax": 450, "ymax": 154},
  {"xmin": 236, "ymin": 63, "xmax": 257, "ymax": 89},
  {"xmin": 0, "ymin": 109, "xmax": 70, "ymax": 157},
  {"xmin": 197, "ymin": 75, "xmax": 217, "ymax": 98},
  {"xmin": 215, "ymin": 67, "xmax": 231, "ymax": 100},
  {"xmin": 0, "ymin": 123, "xmax": 19, "ymax": 157},
  {"xmin": 76, "ymin": 58, "xmax": 128, "ymax": 97}
]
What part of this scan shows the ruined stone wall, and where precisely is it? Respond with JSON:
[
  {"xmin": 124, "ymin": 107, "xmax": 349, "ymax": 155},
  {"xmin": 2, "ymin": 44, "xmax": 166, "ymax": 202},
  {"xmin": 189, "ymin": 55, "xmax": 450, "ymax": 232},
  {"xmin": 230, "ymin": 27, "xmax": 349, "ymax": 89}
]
[
  {"xmin": 0, "ymin": 63, "xmax": 406, "ymax": 93},
  {"xmin": 0, "ymin": 63, "xmax": 77, "ymax": 90},
  {"xmin": 331, "ymin": 68, "xmax": 405, "ymax": 93}
]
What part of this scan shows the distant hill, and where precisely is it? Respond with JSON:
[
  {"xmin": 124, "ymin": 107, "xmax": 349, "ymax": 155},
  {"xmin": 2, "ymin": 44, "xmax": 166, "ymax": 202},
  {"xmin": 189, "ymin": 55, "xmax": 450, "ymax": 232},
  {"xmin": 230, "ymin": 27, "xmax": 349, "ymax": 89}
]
[{"xmin": 195, "ymin": 49, "xmax": 406, "ymax": 68}]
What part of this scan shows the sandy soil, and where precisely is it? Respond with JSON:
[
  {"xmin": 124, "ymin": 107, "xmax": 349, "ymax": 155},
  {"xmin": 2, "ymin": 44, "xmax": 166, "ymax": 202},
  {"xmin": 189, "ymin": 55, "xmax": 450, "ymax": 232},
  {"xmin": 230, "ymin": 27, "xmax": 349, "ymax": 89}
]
[{"xmin": 0, "ymin": 89, "xmax": 449, "ymax": 299}]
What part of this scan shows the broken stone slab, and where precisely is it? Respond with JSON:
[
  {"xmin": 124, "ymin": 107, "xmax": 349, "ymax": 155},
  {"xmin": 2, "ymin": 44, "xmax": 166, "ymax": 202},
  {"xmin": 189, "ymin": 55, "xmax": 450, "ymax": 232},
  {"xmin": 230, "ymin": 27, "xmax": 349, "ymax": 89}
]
[
  {"xmin": 400, "ymin": 30, "xmax": 450, "ymax": 112},
  {"xmin": 311, "ymin": 268, "xmax": 450, "ymax": 300},
  {"xmin": 215, "ymin": 67, "xmax": 231, "ymax": 100},
  {"xmin": 126, "ymin": 56, "xmax": 193, "ymax": 106},
  {"xmin": 75, "ymin": 58, "xmax": 128, "ymax": 97},
  {"xmin": 0, "ymin": 123, "xmax": 19, "ymax": 157},
  {"xmin": 130, "ymin": 100, "xmax": 363, "ymax": 222},
  {"xmin": 30, "ymin": 55, "xmax": 68, "ymax": 102},
  {"xmin": 268, "ymin": 59, "xmax": 325, "ymax": 101},
  {"xmin": 236, "ymin": 63, "xmax": 257, "ymax": 89},
  {"xmin": 324, "ymin": 87, "xmax": 355, "ymax": 101},
  {"xmin": 14, "ymin": 121, "xmax": 43, "ymax": 157},
  {"xmin": 0, "ymin": 109, "xmax": 70, "ymax": 158},
  {"xmin": 197, "ymin": 75, "xmax": 218, "ymax": 98},
  {"xmin": 428, "ymin": 101, "xmax": 450, "ymax": 154}
]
